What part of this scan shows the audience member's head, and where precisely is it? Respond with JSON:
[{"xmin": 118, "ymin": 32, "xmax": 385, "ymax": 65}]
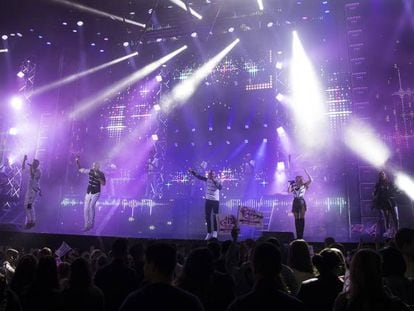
[
  {"xmin": 111, "ymin": 238, "xmax": 129, "ymax": 260},
  {"xmin": 349, "ymin": 249, "xmax": 383, "ymax": 298},
  {"xmin": 329, "ymin": 243, "xmax": 346, "ymax": 258},
  {"xmin": 9, "ymin": 254, "xmax": 37, "ymax": 292},
  {"xmin": 33, "ymin": 256, "xmax": 59, "ymax": 290},
  {"xmin": 207, "ymin": 241, "xmax": 221, "ymax": 261},
  {"xmin": 395, "ymin": 228, "xmax": 414, "ymax": 257},
  {"xmin": 69, "ymin": 257, "xmax": 92, "ymax": 288},
  {"xmin": 288, "ymin": 240, "xmax": 314, "ymax": 273},
  {"xmin": 39, "ymin": 247, "xmax": 52, "ymax": 258},
  {"xmin": 324, "ymin": 237, "xmax": 336, "ymax": 248},
  {"xmin": 144, "ymin": 242, "xmax": 176, "ymax": 283},
  {"xmin": 379, "ymin": 246, "xmax": 406, "ymax": 278},
  {"xmin": 180, "ymin": 247, "xmax": 214, "ymax": 284},
  {"xmin": 253, "ymin": 242, "xmax": 282, "ymax": 280},
  {"xmin": 129, "ymin": 243, "xmax": 145, "ymax": 262},
  {"xmin": 266, "ymin": 237, "xmax": 281, "ymax": 249},
  {"xmin": 5, "ymin": 248, "xmax": 19, "ymax": 264},
  {"xmin": 57, "ymin": 262, "xmax": 71, "ymax": 281},
  {"xmin": 221, "ymin": 240, "xmax": 232, "ymax": 256},
  {"xmin": 90, "ymin": 249, "xmax": 103, "ymax": 261},
  {"xmin": 312, "ymin": 248, "xmax": 344, "ymax": 277},
  {"xmin": 81, "ymin": 251, "xmax": 90, "ymax": 261},
  {"xmin": 96, "ymin": 254, "xmax": 109, "ymax": 269}
]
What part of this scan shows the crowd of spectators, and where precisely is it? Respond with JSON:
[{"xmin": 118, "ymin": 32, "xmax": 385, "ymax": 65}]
[{"xmin": 1, "ymin": 227, "xmax": 414, "ymax": 311}]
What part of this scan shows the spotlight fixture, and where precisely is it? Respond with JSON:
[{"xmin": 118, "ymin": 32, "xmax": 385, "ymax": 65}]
[
  {"xmin": 155, "ymin": 75, "xmax": 163, "ymax": 82},
  {"xmin": 77, "ymin": 21, "xmax": 84, "ymax": 26},
  {"xmin": 228, "ymin": 27, "xmax": 235, "ymax": 33},
  {"xmin": 276, "ymin": 126, "xmax": 285, "ymax": 135},
  {"xmin": 191, "ymin": 32, "xmax": 197, "ymax": 38},
  {"xmin": 1, "ymin": 35, "xmax": 8, "ymax": 40},
  {"xmin": 123, "ymin": 41, "xmax": 129, "ymax": 47},
  {"xmin": 276, "ymin": 93, "xmax": 284, "ymax": 102},
  {"xmin": 17, "ymin": 71, "xmax": 25, "ymax": 78},
  {"xmin": 8, "ymin": 128, "xmax": 18, "ymax": 136},
  {"xmin": 10, "ymin": 97, "xmax": 24, "ymax": 110},
  {"xmin": 276, "ymin": 62, "xmax": 283, "ymax": 70}
]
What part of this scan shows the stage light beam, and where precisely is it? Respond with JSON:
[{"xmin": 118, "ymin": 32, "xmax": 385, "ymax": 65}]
[
  {"xmin": 70, "ymin": 45, "xmax": 187, "ymax": 118},
  {"xmin": 395, "ymin": 172, "xmax": 414, "ymax": 200},
  {"xmin": 169, "ymin": 0, "xmax": 203, "ymax": 19},
  {"xmin": 290, "ymin": 31, "xmax": 328, "ymax": 150},
  {"xmin": 161, "ymin": 39, "xmax": 239, "ymax": 112},
  {"xmin": 32, "ymin": 52, "xmax": 138, "ymax": 96},
  {"xmin": 344, "ymin": 119, "xmax": 390, "ymax": 168},
  {"xmin": 50, "ymin": 0, "xmax": 146, "ymax": 28},
  {"xmin": 257, "ymin": 0, "xmax": 264, "ymax": 11}
]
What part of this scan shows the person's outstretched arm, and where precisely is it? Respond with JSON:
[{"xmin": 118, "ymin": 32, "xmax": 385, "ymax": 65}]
[
  {"xmin": 188, "ymin": 168, "xmax": 207, "ymax": 181},
  {"xmin": 304, "ymin": 169, "xmax": 313, "ymax": 187},
  {"xmin": 76, "ymin": 155, "xmax": 89, "ymax": 174}
]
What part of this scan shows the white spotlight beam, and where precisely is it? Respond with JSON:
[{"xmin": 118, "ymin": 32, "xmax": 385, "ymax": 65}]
[
  {"xmin": 0, "ymin": 49, "xmax": 8, "ymax": 53},
  {"xmin": 70, "ymin": 45, "xmax": 187, "ymax": 118},
  {"xmin": 343, "ymin": 119, "xmax": 391, "ymax": 168},
  {"xmin": 257, "ymin": 0, "xmax": 264, "ymax": 11},
  {"xmin": 50, "ymin": 0, "xmax": 146, "ymax": 28},
  {"xmin": 162, "ymin": 38, "xmax": 240, "ymax": 111},
  {"xmin": 290, "ymin": 31, "xmax": 327, "ymax": 149},
  {"xmin": 395, "ymin": 172, "xmax": 414, "ymax": 200},
  {"xmin": 32, "ymin": 52, "xmax": 138, "ymax": 96},
  {"xmin": 169, "ymin": 0, "xmax": 203, "ymax": 20}
]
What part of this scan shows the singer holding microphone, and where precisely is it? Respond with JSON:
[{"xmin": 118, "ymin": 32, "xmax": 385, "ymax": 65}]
[
  {"xmin": 288, "ymin": 169, "xmax": 313, "ymax": 239},
  {"xmin": 76, "ymin": 155, "xmax": 106, "ymax": 232},
  {"xmin": 189, "ymin": 168, "xmax": 222, "ymax": 240},
  {"xmin": 22, "ymin": 155, "xmax": 41, "ymax": 229}
]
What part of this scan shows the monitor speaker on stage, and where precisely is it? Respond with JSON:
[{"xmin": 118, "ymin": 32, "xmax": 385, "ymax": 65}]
[{"xmin": 261, "ymin": 231, "xmax": 294, "ymax": 244}]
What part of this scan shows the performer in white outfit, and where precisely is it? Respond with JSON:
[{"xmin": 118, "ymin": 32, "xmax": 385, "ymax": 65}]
[
  {"xmin": 76, "ymin": 155, "xmax": 106, "ymax": 232},
  {"xmin": 22, "ymin": 155, "xmax": 41, "ymax": 229},
  {"xmin": 189, "ymin": 168, "xmax": 222, "ymax": 240},
  {"xmin": 288, "ymin": 169, "xmax": 312, "ymax": 239}
]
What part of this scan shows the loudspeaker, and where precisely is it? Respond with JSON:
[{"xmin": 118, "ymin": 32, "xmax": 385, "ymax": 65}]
[{"xmin": 261, "ymin": 231, "xmax": 295, "ymax": 244}]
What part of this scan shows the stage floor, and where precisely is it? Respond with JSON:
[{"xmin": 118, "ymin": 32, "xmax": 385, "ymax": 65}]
[{"xmin": 0, "ymin": 196, "xmax": 352, "ymax": 241}]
